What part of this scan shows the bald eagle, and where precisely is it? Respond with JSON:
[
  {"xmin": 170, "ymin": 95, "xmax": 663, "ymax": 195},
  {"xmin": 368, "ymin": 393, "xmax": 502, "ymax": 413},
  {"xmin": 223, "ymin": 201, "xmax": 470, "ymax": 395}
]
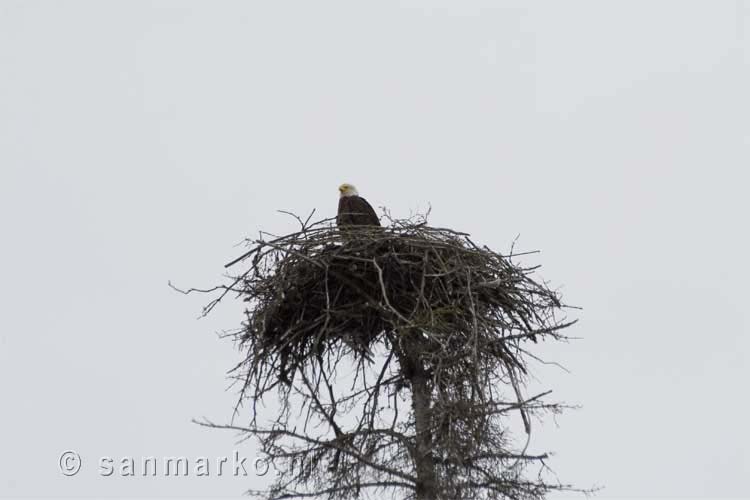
[{"xmin": 337, "ymin": 183, "xmax": 381, "ymax": 228}]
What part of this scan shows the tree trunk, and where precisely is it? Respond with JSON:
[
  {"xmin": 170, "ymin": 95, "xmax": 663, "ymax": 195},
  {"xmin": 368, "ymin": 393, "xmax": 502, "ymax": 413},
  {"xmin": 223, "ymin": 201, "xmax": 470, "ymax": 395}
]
[{"xmin": 410, "ymin": 363, "xmax": 437, "ymax": 500}]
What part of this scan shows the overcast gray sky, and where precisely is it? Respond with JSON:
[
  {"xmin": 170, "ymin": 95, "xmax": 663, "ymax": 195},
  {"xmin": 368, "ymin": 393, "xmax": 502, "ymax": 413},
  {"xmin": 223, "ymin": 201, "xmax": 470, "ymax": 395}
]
[{"xmin": 1, "ymin": 1, "xmax": 748, "ymax": 498}]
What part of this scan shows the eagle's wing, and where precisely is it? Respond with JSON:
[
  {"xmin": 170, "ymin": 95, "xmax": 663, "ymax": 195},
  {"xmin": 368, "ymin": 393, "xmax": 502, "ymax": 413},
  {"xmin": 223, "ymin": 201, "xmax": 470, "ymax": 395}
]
[
  {"xmin": 338, "ymin": 196, "xmax": 380, "ymax": 227},
  {"xmin": 355, "ymin": 196, "xmax": 381, "ymax": 226}
]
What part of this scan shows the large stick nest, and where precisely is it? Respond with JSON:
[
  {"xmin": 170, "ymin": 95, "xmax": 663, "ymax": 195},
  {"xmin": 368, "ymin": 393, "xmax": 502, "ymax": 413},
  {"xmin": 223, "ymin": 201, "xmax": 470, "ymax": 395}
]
[
  {"xmin": 184, "ymin": 214, "xmax": 582, "ymax": 499},
  {"xmin": 220, "ymin": 215, "xmax": 572, "ymax": 394}
]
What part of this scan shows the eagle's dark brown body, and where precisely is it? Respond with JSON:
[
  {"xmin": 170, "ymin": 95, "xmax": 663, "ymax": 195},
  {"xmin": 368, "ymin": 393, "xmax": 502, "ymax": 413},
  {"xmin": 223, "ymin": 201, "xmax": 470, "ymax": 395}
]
[{"xmin": 337, "ymin": 195, "xmax": 380, "ymax": 227}]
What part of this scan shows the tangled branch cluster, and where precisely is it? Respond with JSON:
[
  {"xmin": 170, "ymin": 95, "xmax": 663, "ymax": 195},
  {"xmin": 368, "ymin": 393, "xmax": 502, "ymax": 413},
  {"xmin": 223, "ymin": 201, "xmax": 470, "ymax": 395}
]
[{"xmin": 192, "ymin": 214, "xmax": 577, "ymax": 500}]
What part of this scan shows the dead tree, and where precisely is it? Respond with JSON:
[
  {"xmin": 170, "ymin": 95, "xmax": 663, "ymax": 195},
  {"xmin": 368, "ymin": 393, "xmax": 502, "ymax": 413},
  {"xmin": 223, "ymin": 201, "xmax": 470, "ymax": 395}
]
[{"xmin": 183, "ymin": 213, "xmax": 580, "ymax": 500}]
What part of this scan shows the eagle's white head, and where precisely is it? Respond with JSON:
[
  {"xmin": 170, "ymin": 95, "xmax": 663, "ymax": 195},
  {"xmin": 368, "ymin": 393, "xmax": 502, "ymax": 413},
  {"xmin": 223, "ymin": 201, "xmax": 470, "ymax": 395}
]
[{"xmin": 338, "ymin": 183, "xmax": 359, "ymax": 198}]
